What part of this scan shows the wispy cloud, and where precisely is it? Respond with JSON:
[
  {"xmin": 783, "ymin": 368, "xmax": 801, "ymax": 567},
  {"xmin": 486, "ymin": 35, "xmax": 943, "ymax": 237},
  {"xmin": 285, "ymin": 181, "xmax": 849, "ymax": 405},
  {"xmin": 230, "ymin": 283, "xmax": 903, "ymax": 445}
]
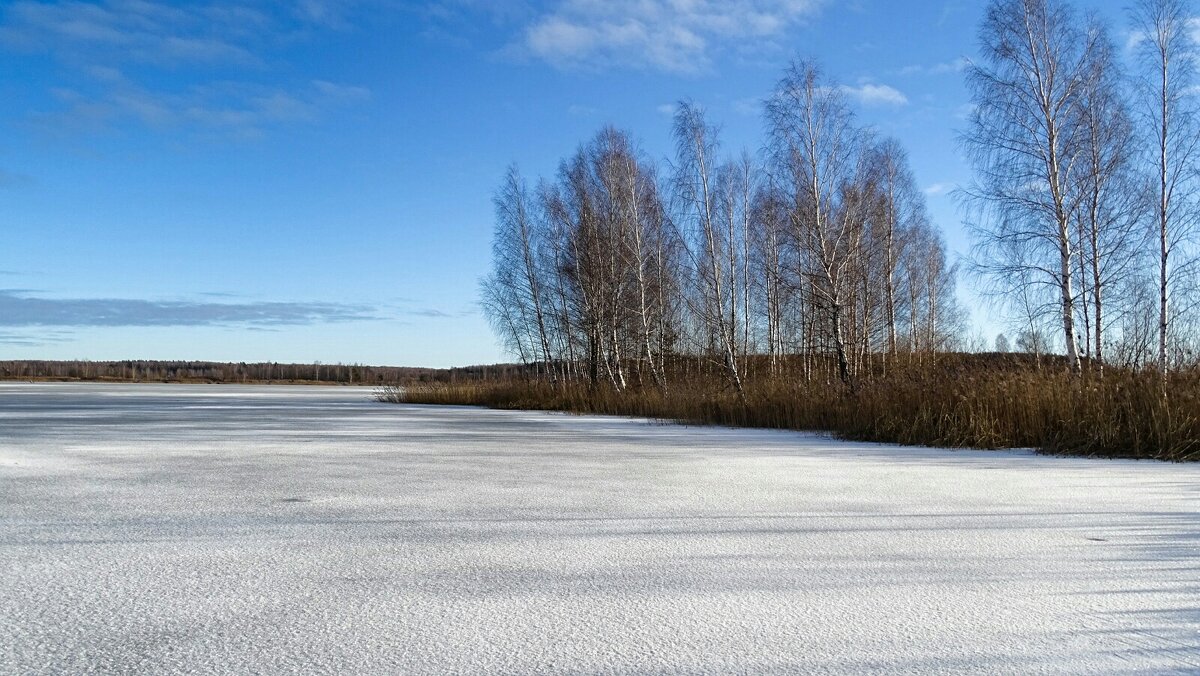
[
  {"xmin": 0, "ymin": 290, "xmax": 378, "ymax": 327},
  {"xmin": 931, "ymin": 57, "xmax": 969, "ymax": 74},
  {"xmin": 0, "ymin": 329, "xmax": 73, "ymax": 346},
  {"xmin": 839, "ymin": 83, "xmax": 908, "ymax": 106},
  {"xmin": 34, "ymin": 75, "xmax": 370, "ymax": 139},
  {"xmin": 312, "ymin": 79, "xmax": 372, "ymax": 103},
  {"xmin": 392, "ymin": 304, "xmax": 473, "ymax": 319},
  {"xmin": 513, "ymin": 0, "xmax": 826, "ymax": 74},
  {"xmin": 937, "ymin": 0, "xmax": 968, "ymax": 28},
  {"xmin": 403, "ymin": 308, "xmax": 453, "ymax": 318},
  {"xmin": 732, "ymin": 96, "xmax": 762, "ymax": 116},
  {"xmin": 924, "ymin": 182, "xmax": 953, "ymax": 197},
  {"xmin": 898, "ymin": 57, "xmax": 968, "ymax": 77},
  {"xmin": 1, "ymin": 1, "xmax": 373, "ymax": 139},
  {"xmin": 295, "ymin": 0, "xmax": 363, "ymax": 30},
  {"xmin": 1125, "ymin": 30, "xmax": 1146, "ymax": 52},
  {"xmin": 0, "ymin": 1, "xmax": 268, "ymax": 66},
  {"xmin": 419, "ymin": 0, "xmax": 534, "ymax": 28},
  {"xmin": 414, "ymin": 0, "xmax": 535, "ymax": 49}
]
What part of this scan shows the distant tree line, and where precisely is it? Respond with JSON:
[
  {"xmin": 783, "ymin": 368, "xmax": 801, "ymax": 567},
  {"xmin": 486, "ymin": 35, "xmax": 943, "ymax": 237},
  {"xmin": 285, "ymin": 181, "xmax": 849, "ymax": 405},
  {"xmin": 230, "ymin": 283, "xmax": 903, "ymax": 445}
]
[{"xmin": 0, "ymin": 360, "xmax": 521, "ymax": 385}]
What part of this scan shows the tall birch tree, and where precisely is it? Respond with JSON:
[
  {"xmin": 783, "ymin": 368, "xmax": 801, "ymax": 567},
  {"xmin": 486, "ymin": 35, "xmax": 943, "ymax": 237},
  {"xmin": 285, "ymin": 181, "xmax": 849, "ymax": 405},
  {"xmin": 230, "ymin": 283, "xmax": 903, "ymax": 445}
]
[{"xmin": 963, "ymin": 0, "xmax": 1104, "ymax": 373}]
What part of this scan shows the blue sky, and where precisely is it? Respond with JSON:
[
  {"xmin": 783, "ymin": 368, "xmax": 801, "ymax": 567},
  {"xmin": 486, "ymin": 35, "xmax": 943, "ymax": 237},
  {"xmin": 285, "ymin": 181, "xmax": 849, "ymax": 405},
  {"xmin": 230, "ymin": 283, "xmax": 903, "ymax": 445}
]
[{"xmin": 0, "ymin": 0, "xmax": 1132, "ymax": 367}]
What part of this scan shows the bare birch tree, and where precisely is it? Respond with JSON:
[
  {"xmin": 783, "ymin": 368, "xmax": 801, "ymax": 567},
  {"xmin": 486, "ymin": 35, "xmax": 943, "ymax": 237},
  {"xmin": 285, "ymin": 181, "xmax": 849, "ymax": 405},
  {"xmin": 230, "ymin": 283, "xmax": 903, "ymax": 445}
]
[
  {"xmin": 871, "ymin": 138, "xmax": 925, "ymax": 359},
  {"xmin": 672, "ymin": 100, "xmax": 746, "ymax": 398},
  {"xmin": 962, "ymin": 0, "xmax": 1105, "ymax": 373},
  {"xmin": 750, "ymin": 184, "xmax": 790, "ymax": 375},
  {"xmin": 765, "ymin": 60, "xmax": 864, "ymax": 384},
  {"xmin": 1071, "ymin": 25, "xmax": 1144, "ymax": 374},
  {"xmin": 592, "ymin": 127, "xmax": 669, "ymax": 390},
  {"xmin": 1131, "ymin": 0, "xmax": 1199, "ymax": 374},
  {"xmin": 482, "ymin": 166, "xmax": 552, "ymax": 372}
]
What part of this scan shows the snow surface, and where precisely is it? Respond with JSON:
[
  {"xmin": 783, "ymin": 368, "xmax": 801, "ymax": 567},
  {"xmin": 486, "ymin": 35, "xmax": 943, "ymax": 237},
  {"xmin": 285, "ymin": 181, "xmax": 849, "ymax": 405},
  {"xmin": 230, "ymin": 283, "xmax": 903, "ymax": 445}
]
[{"xmin": 1, "ymin": 382, "xmax": 1197, "ymax": 674}]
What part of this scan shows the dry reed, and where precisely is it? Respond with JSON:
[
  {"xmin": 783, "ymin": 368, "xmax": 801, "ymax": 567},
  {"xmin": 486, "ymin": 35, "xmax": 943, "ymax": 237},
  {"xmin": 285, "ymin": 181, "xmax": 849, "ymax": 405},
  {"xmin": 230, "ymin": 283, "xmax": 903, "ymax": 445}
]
[{"xmin": 379, "ymin": 358, "xmax": 1200, "ymax": 461}]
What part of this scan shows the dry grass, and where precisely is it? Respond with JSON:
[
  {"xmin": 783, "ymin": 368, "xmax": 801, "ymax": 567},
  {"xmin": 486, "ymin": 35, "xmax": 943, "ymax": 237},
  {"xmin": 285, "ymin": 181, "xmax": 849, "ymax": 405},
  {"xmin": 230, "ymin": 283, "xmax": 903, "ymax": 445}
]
[{"xmin": 379, "ymin": 358, "xmax": 1200, "ymax": 461}]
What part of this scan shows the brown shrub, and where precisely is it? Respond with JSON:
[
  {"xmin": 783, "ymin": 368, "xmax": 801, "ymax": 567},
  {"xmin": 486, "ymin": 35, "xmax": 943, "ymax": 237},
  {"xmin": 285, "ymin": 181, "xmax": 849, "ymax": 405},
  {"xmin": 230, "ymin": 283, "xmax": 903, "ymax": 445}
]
[{"xmin": 381, "ymin": 360, "xmax": 1200, "ymax": 462}]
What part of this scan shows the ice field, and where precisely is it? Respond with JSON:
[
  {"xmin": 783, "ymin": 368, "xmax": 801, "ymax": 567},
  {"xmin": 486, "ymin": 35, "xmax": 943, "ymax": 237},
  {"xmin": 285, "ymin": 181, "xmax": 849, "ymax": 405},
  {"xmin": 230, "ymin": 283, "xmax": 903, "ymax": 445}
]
[{"xmin": 1, "ymin": 383, "xmax": 1197, "ymax": 673}]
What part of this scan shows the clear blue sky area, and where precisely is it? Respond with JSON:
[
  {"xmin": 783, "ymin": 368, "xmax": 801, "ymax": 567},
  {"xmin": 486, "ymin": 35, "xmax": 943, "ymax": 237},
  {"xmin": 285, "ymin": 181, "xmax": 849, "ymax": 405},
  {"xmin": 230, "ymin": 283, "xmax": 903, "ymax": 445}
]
[{"xmin": 0, "ymin": 0, "xmax": 1134, "ymax": 367}]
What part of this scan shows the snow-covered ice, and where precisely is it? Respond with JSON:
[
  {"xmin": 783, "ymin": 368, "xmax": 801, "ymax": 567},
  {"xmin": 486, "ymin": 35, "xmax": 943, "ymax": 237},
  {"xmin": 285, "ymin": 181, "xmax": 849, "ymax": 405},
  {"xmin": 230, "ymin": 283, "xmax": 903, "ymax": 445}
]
[{"xmin": 1, "ymin": 382, "xmax": 1197, "ymax": 674}]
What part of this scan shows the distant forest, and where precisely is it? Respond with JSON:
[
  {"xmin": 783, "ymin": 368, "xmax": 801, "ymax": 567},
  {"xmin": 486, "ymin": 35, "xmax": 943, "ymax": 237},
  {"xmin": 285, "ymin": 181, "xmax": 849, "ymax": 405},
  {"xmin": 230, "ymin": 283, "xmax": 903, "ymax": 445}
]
[{"xmin": 0, "ymin": 360, "xmax": 526, "ymax": 385}]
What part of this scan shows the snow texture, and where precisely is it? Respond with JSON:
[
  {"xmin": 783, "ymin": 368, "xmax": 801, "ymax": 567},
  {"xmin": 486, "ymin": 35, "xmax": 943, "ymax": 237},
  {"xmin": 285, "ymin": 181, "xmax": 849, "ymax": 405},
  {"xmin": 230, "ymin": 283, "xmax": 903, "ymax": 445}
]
[{"xmin": 1, "ymin": 382, "xmax": 1197, "ymax": 674}]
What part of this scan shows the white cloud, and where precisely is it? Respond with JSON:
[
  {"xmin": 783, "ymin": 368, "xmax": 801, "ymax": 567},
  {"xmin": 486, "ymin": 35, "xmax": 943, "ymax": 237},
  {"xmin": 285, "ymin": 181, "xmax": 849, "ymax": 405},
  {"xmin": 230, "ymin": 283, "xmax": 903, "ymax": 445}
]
[
  {"xmin": 924, "ymin": 182, "xmax": 953, "ymax": 197},
  {"xmin": 517, "ymin": 0, "xmax": 825, "ymax": 74},
  {"xmin": 312, "ymin": 80, "xmax": 372, "ymax": 103},
  {"xmin": 1, "ymin": 2, "xmax": 373, "ymax": 139},
  {"xmin": 0, "ymin": 289, "xmax": 378, "ymax": 327},
  {"xmin": 930, "ymin": 57, "xmax": 969, "ymax": 74},
  {"xmin": 0, "ymin": 1, "xmax": 268, "ymax": 66},
  {"xmin": 1124, "ymin": 30, "xmax": 1146, "ymax": 52},
  {"xmin": 732, "ymin": 97, "xmax": 762, "ymax": 116},
  {"xmin": 839, "ymin": 83, "xmax": 908, "ymax": 106},
  {"xmin": 33, "ymin": 79, "xmax": 370, "ymax": 139},
  {"xmin": 656, "ymin": 103, "xmax": 677, "ymax": 116}
]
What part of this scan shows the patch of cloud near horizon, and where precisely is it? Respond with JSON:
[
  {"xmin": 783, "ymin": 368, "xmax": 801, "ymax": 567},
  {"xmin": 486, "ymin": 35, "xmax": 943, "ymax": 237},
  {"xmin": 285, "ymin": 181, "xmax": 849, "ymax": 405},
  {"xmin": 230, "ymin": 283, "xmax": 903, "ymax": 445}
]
[
  {"xmin": 0, "ymin": 290, "xmax": 378, "ymax": 328},
  {"xmin": 0, "ymin": 329, "xmax": 73, "ymax": 346},
  {"xmin": 0, "ymin": 0, "xmax": 371, "ymax": 138},
  {"xmin": 517, "ymin": 0, "xmax": 825, "ymax": 74}
]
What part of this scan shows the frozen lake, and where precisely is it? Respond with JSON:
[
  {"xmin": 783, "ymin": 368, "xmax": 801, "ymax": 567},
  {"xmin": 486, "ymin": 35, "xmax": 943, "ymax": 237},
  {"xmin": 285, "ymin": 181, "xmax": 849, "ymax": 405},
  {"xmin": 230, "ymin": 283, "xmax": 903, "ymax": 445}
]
[{"xmin": 1, "ymin": 382, "xmax": 1197, "ymax": 673}]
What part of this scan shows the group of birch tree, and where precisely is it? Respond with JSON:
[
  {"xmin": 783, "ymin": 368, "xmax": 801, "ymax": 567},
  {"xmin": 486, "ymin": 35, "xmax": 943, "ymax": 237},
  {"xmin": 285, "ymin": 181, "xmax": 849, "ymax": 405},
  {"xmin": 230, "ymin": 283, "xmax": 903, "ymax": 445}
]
[
  {"xmin": 964, "ymin": 0, "xmax": 1200, "ymax": 374},
  {"xmin": 482, "ymin": 60, "xmax": 961, "ymax": 393}
]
